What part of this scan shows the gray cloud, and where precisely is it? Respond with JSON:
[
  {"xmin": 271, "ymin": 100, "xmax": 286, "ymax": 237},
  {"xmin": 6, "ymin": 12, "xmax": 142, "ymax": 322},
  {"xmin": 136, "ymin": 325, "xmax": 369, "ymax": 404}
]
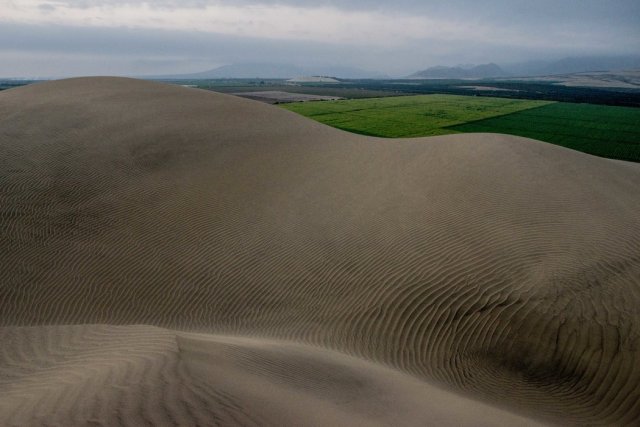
[
  {"xmin": 21, "ymin": 0, "xmax": 640, "ymax": 30},
  {"xmin": 37, "ymin": 3, "xmax": 56, "ymax": 12},
  {"xmin": 1, "ymin": 1, "xmax": 638, "ymax": 77},
  {"xmin": 51, "ymin": 0, "xmax": 640, "ymax": 26}
]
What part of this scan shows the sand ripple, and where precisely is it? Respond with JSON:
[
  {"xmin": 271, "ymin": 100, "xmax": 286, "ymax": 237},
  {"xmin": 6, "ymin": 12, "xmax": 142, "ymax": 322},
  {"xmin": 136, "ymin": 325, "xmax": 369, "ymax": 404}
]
[
  {"xmin": 1, "ymin": 77, "xmax": 639, "ymax": 425},
  {"xmin": 0, "ymin": 325, "xmax": 543, "ymax": 426}
]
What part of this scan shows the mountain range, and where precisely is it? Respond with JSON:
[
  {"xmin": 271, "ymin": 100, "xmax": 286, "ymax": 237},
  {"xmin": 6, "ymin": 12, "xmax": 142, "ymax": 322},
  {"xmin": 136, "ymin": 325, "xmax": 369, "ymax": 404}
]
[
  {"xmin": 503, "ymin": 55, "xmax": 640, "ymax": 77},
  {"xmin": 408, "ymin": 63, "xmax": 507, "ymax": 79},
  {"xmin": 141, "ymin": 55, "xmax": 640, "ymax": 81},
  {"xmin": 147, "ymin": 63, "xmax": 386, "ymax": 80}
]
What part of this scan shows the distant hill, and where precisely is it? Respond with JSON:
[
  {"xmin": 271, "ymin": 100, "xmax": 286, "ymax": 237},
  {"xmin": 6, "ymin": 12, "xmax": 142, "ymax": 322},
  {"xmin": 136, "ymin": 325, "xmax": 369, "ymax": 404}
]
[
  {"xmin": 409, "ymin": 57, "xmax": 640, "ymax": 80},
  {"xmin": 503, "ymin": 56, "xmax": 640, "ymax": 77},
  {"xmin": 408, "ymin": 63, "xmax": 508, "ymax": 79},
  {"xmin": 538, "ymin": 56, "xmax": 640, "ymax": 75},
  {"xmin": 146, "ymin": 63, "xmax": 384, "ymax": 80},
  {"xmin": 287, "ymin": 76, "xmax": 341, "ymax": 83}
]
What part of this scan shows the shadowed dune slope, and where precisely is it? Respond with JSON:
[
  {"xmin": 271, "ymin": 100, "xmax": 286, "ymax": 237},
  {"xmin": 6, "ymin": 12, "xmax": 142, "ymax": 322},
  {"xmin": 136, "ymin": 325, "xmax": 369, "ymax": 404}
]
[
  {"xmin": 1, "ymin": 77, "xmax": 639, "ymax": 425},
  {"xmin": 0, "ymin": 325, "xmax": 540, "ymax": 426}
]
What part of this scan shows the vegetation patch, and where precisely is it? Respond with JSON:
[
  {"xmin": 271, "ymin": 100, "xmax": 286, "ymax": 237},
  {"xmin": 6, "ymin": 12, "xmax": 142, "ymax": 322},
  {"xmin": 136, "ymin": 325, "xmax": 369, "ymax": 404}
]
[
  {"xmin": 282, "ymin": 94, "xmax": 640, "ymax": 161},
  {"xmin": 281, "ymin": 94, "xmax": 552, "ymax": 137},
  {"xmin": 449, "ymin": 103, "xmax": 640, "ymax": 162}
]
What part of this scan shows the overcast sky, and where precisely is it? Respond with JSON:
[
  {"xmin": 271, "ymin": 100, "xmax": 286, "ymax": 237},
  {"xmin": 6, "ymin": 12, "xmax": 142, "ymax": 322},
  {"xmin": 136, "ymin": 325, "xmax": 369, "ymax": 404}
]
[{"xmin": 1, "ymin": 0, "xmax": 639, "ymax": 77}]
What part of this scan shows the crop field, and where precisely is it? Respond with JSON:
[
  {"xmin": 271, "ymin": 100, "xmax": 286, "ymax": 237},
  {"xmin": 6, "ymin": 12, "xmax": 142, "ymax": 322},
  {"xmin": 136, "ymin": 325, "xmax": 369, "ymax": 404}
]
[
  {"xmin": 282, "ymin": 94, "xmax": 640, "ymax": 161},
  {"xmin": 450, "ymin": 102, "xmax": 640, "ymax": 161},
  {"xmin": 281, "ymin": 95, "xmax": 552, "ymax": 137}
]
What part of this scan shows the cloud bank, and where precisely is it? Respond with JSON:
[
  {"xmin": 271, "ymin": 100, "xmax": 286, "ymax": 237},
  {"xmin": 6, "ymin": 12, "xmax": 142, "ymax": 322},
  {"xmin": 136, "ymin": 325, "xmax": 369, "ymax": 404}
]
[{"xmin": 1, "ymin": 0, "xmax": 638, "ymax": 77}]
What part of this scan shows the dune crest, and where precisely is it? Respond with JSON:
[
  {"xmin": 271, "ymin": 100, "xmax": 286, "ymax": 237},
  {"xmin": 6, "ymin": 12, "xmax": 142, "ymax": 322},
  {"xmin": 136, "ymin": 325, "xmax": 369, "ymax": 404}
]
[
  {"xmin": 1, "ymin": 77, "xmax": 639, "ymax": 425},
  {"xmin": 0, "ymin": 325, "xmax": 542, "ymax": 426}
]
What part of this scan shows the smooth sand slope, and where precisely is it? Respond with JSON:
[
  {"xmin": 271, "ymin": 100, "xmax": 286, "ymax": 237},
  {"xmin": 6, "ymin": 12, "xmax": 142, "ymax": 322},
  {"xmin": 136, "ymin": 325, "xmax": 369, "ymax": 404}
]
[{"xmin": 1, "ymin": 77, "xmax": 639, "ymax": 426}]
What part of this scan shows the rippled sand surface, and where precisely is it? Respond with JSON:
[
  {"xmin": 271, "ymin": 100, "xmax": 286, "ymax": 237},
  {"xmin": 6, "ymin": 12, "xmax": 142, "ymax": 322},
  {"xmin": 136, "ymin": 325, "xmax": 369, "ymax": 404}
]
[{"xmin": 1, "ymin": 78, "xmax": 639, "ymax": 426}]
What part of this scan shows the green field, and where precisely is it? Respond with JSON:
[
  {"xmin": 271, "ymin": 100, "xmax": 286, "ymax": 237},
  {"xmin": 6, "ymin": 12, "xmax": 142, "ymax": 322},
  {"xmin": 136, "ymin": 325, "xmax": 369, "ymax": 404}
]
[
  {"xmin": 281, "ymin": 94, "xmax": 640, "ymax": 161},
  {"xmin": 281, "ymin": 95, "xmax": 552, "ymax": 137},
  {"xmin": 450, "ymin": 103, "xmax": 640, "ymax": 161}
]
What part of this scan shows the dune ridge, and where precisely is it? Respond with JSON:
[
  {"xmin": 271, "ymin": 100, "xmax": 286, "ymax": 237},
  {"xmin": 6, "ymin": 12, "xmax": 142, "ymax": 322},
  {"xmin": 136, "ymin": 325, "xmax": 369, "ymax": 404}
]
[
  {"xmin": 0, "ymin": 325, "xmax": 542, "ymax": 426},
  {"xmin": 1, "ymin": 77, "xmax": 639, "ymax": 425}
]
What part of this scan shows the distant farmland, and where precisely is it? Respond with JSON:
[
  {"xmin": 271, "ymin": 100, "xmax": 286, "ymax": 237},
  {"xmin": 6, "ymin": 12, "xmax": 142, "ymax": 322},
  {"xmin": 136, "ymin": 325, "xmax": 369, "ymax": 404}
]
[
  {"xmin": 281, "ymin": 94, "xmax": 640, "ymax": 162},
  {"xmin": 281, "ymin": 95, "xmax": 552, "ymax": 137},
  {"xmin": 450, "ymin": 103, "xmax": 640, "ymax": 162}
]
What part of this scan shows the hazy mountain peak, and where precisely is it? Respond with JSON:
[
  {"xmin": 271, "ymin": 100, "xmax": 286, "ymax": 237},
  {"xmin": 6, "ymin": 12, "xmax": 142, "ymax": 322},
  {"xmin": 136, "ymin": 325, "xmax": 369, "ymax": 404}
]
[
  {"xmin": 144, "ymin": 63, "xmax": 385, "ymax": 80},
  {"xmin": 408, "ymin": 63, "xmax": 508, "ymax": 79}
]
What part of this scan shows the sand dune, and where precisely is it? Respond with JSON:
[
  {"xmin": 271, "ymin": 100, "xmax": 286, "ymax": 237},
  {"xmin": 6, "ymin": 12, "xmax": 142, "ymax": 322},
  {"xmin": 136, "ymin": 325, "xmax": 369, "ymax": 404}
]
[
  {"xmin": 0, "ymin": 325, "xmax": 541, "ymax": 426},
  {"xmin": 1, "ymin": 77, "xmax": 639, "ymax": 426}
]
